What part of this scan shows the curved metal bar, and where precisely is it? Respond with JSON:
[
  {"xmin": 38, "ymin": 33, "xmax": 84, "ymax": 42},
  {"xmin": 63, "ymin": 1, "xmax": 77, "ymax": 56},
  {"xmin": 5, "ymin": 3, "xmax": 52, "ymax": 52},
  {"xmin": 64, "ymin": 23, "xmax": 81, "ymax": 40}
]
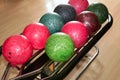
[
  {"xmin": 75, "ymin": 46, "xmax": 99, "ymax": 80},
  {"xmin": 1, "ymin": 63, "xmax": 11, "ymax": 80}
]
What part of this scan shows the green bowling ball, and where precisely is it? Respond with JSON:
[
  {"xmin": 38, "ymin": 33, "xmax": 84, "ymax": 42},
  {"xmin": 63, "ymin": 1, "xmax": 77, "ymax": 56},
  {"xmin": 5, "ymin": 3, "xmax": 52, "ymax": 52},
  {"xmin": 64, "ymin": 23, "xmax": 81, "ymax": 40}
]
[
  {"xmin": 87, "ymin": 2, "xmax": 109, "ymax": 24},
  {"xmin": 39, "ymin": 12, "xmax": 65, "ymax": 34},
  {"xmin": 45, "ymin": 32, "xmax": 74, "ymax": 62}
]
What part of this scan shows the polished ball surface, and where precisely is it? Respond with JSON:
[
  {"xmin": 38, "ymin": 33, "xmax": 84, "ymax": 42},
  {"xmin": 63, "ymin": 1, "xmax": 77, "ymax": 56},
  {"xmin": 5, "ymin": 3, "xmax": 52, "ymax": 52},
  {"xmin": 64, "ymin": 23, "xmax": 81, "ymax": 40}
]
[
  {"xmin": 45, "ymin": 32, "xmax": 74, "ymax": 62},
  {"xmin": 76, "ymin": 11, "xmax": 100, "ymax": 35},
  {"xmin": 87, "ymin": 2, "xmax": 109, "ymax": 24},
  {"xmin": 68, "ymin": 0, "xmax": 89, "ymax": 14},
  {"xmin": 39, "ymin": 12, "xmax": 65, "ymax": 34},
  {"xmin": 54, "ymin": 4, "xmax": 76, "ymax": 23},
  {"xmin": 2, "ymin": 35, "xmax": 33, "ymax": 66},
  {"xmin": 23, "ymin": 23, "xmax": 50, "ymax": 50},
  {"xmin": 62, "ymin": 21, "xmax": 88, "ymax": 48}
]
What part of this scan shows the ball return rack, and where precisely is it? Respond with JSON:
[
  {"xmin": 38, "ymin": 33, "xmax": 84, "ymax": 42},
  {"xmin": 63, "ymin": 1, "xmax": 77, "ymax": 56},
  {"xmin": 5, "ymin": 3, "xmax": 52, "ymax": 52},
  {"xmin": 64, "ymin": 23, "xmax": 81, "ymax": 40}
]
[{"xmin": 0, "ymin": 14, "xmax": 113, "ymax": 80}]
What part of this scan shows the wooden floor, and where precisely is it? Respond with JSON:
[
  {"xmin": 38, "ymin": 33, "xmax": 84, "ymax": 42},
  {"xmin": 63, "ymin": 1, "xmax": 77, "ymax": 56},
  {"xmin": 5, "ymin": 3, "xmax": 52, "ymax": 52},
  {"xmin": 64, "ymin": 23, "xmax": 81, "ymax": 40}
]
[{"xmin": 0, "ymin": 0, "xmax": 120, "ymax": 80}]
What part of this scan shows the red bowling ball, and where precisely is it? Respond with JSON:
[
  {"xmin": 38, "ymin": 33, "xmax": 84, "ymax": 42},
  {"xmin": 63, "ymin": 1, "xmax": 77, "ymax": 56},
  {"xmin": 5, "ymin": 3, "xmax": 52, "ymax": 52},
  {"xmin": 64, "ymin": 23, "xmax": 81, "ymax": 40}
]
[
  {"xmin": 23, "ymin": 23, "xmax": 50, "ymax": 50},
  {"xmin": 76, "ymin": 11, "xmax": 100, "ymax": 35},
  {"xmin": 2, "ymin": 35, "xmax": 33, "ymax": 66},
  {"xmin": 68, "ymin": 0, "xmax": 89, "ymax": 14},
  {"xmin": 61, "ymin": 21, "xmax": 89, "ymax": 48}
]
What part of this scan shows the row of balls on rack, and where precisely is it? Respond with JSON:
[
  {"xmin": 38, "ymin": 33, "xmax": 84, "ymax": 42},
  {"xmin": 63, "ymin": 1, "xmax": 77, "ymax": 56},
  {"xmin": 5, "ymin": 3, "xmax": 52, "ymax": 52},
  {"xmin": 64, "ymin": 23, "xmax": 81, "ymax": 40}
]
[{"xmin": 2, "ymin": 0, "xmax": 109, "ymax": 66}]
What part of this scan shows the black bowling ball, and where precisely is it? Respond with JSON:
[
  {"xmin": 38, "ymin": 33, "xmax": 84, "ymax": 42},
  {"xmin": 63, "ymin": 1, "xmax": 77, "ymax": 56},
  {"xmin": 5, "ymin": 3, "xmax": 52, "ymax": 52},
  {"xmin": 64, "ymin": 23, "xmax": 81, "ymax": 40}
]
[{"xmin": 54, "ymin": 4, "xmax": 76, "ymax": 23}]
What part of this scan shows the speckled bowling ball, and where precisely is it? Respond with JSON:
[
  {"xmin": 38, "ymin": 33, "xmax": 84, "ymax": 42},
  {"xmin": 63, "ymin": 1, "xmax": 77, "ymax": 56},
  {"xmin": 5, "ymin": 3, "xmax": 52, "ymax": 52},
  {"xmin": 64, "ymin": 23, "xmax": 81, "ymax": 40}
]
[
  {"xmin": 76, "ymin": 11, "xmax": 100, "ymax": 35},
  {"xmin": 87, "ymin": 2, "xmax": 109, "ymax": 24},
  {"xmin": 2, "ymin": 35, "xmax": 33, "ymax": 66},
  {"xmin": 68, "ymin": 0, "xmax": 89, "ymax": 14},
  {"xmin": 39, "ymin": 12, "xmax": 65, "ymax": 34},
  {"xmin": 23, "ymin": 23, "xmax": 50, "ymax": 50},
  {"xmin": 45, "ymin": 32, "xmax": 74, "ymax": 62},
  {"xmin": 54, "ymin": 4, "xmax": 76, "ymax": 23},
  {"xmin": 61, "ymin": 21, "xmax": 89, "ymax": 48}
]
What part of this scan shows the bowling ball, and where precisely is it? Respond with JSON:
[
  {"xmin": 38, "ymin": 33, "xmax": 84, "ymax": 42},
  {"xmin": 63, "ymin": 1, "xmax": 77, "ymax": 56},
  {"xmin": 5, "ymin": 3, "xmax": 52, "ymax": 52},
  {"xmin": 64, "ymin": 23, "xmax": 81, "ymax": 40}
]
[
  {"xmin": 61, "ymin": 21, "xmax": 88, "ymax": 48},
  {"xmin": 76, "ymin": 11, "xmax": 100, "ymax": 35},
  {"xmin": 39, "ymin": 12, "xmax": 65, "ymax": 34},
  {"xmin": 45, "ymin": 32, "xmax": 74, "ymax": 62},
  {"xmin": 2, "ymin": 35, "xmax": 33, "ymax": 66},
  {"xmin": 68, "ymin": 0, "xmax": 89, "ymax": 14},
  {"xmin": 23, "ymin": 23, "xmax": 50, "ymax": 50},
  {"xmin": 54, "ymin": 4, "xmax": 76, "ymax": 23},
  {"xmin": 87, "ymin": 2, "xmax": 109, "ymax": 24}
]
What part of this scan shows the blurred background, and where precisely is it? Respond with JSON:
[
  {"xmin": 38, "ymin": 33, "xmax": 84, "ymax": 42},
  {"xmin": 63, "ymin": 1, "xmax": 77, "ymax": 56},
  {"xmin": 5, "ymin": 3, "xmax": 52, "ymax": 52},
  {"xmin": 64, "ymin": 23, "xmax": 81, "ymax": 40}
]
[{"xmin": 0, "ymin": 0, "xmax": 120, "ymax": 80}]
